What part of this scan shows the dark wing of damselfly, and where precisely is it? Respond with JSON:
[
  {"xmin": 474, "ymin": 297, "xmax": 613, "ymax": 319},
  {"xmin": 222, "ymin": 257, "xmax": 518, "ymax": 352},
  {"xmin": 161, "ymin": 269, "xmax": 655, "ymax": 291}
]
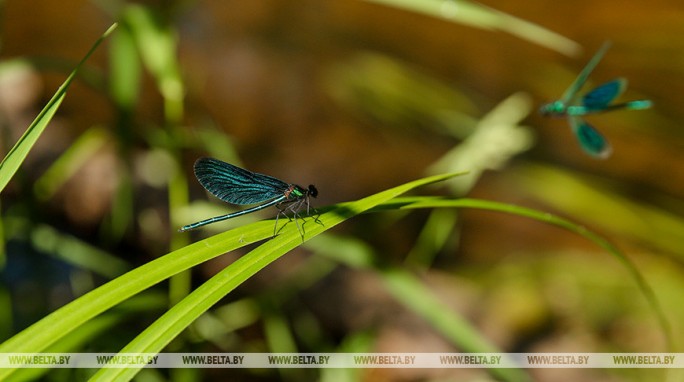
[
  {"xmin": 582, "ymin": 78, "xmax": 626, "ymax": 111},
  {"xmin": 569, "ymin": 116, "xmax": 612, "ymax": 158},
  {"xmin": 194, "ymin": 157, "xmax": 291, "ymax": 205}
]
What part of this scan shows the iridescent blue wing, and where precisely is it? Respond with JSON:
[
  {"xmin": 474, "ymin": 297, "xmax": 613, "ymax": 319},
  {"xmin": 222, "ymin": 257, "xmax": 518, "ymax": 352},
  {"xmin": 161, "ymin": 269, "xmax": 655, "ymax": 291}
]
[
  {"xmin": 582, "ymin": 78, "xmax": 626, "ymax": 111},
  {"xmin": 569, "ymin": 116, "xmax": 612, "ymax": 158},
  {"xmin": 194, "ymin": 157, "xmax": 290, "ymax": 205},
  {"xmin": 559, "ymin": 42, "xmax": 612, "ymax": 103}
]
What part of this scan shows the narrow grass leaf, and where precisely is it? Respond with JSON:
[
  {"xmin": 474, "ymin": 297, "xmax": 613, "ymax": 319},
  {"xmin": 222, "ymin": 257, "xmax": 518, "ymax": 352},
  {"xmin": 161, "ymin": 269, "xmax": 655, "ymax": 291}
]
[
  {"xmin": 381, "ymin": 268, "xmax": 531, "ymax": 382},
  {"xmin": 309, "ymin": 234, "xmax": 529, "ymax": 382},
  {"xmin": 33, "ymin": 126, "xmax": 109, "ymax": 200},
  {"xmin": 364, "ymin": 0, "xmax": 580, "ymax": 55},
  {"xmin": 0, "ymin": 23, "xmax": 117, "ymax": 193},
  {"xmin": 373, "ymin": 196, "xmax": 674, "ymax": 351},
  {"xmin": 88, "ymin": 172, "xmax": 464, "ymax": 381},
  {"xmin": 0, "ymin": 172, "xmax": 462, "ymax": 381}
]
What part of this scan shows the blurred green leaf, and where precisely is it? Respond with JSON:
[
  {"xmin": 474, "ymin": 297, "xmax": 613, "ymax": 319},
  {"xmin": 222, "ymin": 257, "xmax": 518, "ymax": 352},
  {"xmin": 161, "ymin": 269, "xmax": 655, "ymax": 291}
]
[
  {"xmin": 321, "ymin": 331, "xmax": 375, "ymax": 382},
  {"xmin": 122, "ymin": 4, "xmax": 183, "ymax": 123},
  {"xmin": 33, "ymin": 126, "xmax": 110, "ymax": 201},
  {"xmin": 109, "ymin": 22, "xmax": 141, "ymax": 111},
  {"xmin": 324, "ymin": 52, "xmax": 478, "ymax": 136},
  {"xmin": 365, "ymin": 0, "xmax": 580, "ymax": 55},
  {"xmin": 430, "ymin": 91, "xmax": 535, "ymax": 194},
  {"xmin": 382, "ymin": 268, "xmax": 530, "ymax": 382},
  {"xmin": 309, "ymin": 234, "xmax": 530, "ymax": 382},
  {"xmin": 514, "ymin": 163, "xmax": 684, "ymax": 259},
  {"xmin": 373, "ymin": 196, "xmax": 674, "ymax": 351},
  {"xmin": 28, "ymin": 222, "xmax": 130, "ymax": 279},
  {"xmin": 404, "ymin": 208, "xmax": 459, "ymax": 268},
  {"xmin": 0, "ymin": 23, "xmax": 117, "ymax": 193}
]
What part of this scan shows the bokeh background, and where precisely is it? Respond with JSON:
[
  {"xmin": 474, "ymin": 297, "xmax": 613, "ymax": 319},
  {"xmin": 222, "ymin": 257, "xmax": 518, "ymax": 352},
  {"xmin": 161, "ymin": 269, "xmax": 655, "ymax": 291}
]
[{"xmin": 1, "ymin": 0, "xmax": 683, "ymax": 381}]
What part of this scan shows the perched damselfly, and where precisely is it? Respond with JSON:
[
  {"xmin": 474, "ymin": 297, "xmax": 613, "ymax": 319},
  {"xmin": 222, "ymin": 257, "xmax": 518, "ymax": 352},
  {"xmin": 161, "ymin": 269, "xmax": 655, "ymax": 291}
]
[{"xmin": 180, "ymin": 157, "xmax": 318, "ymax": 236}]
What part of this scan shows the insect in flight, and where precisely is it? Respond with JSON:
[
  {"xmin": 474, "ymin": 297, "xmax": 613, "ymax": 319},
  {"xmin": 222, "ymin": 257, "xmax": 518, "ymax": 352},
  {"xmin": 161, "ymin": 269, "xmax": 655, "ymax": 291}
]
[
  {"xmin": 179, "ymin": 157, "xmax": 318, "ymax": 237},
  {"xmin": 540, "ymin": 41, "xmax": 652, "ymax": 158}
]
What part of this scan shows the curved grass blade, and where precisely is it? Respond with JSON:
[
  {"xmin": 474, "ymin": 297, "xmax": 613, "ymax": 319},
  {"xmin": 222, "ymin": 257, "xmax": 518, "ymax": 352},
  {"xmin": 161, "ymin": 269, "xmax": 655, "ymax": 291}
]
[
  {"xmin": 370, "ymin": 196, "xmax": 674, "ymax": 352},
  {"xmin": 0, "ymin": 220, "xmax": 275, "ymax": 380},
  {"xmin": 0, "ymin": 172, "xmax": 464, "ymax": 381},
  {"xmin": 308, "ymin": 234, "xmax": 530, "ymax": 382},
  {"xmin": 33, "ymin": 126, "xmax": 110, "ymax": 200},
  {"xmin": 0, "ymin": 23, "xmax": 118, "ymax": 193},
  {"xmin": 381, "ymin": 268, "xmax": 530, "ymax": 382},
  {"xmin": 88, "ymin": 172, "xmax": 464, "ymax": 381},
  {"xmin": 364, "ymin": 0, "xmax": 580, "ymax": 56}
]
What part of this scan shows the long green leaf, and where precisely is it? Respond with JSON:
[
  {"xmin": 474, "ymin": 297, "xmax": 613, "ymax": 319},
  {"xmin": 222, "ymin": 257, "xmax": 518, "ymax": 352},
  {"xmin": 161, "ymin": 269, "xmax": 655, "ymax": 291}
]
[
  {"xmin": 0, "ymin": 23, "xmax": 117, "ymax": 193},
  {"xmin": 364, "ymin": 0, "xmax": 580, "ymax": 55},
  {"xmin": 309, "ymin": 234, "xmax": 529, "ymax": 382},
  {"xmin": 372, "ymin": 196, "xmax": 674, "ymax": 351},
  {"xmin": 88, "ymin": 172, "xmax": 464, "ymax": 381},
  {"xmin": 381, "ymin": 268, "xmax": 530, "ymax": 382},
  {"xmin": 0, "ymin": 172, "xmax": 462, "ymax": 381}
]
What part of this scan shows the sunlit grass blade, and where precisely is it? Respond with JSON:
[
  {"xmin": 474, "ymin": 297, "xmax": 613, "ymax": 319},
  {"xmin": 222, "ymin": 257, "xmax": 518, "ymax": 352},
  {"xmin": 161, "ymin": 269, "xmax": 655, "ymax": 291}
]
[
  {"xmin": 308, "ymin": 234, "xmax": 530, "ymax": 382},
  {"xmin": 122, "ymin": 4, "xmax": 184, "ymax": 123},
  {"xmin": 7, "ymin": 315, "xmax": 124, "ymax": 382},
  {"xmin": 28, "ymin": 222, "xmax": 130, "ymax": 279},
  {"xmin": 33, "ymin": 126, "xmax": 110, "ymax": 200},
  {"xmin": 364, "ymin": 0, "xmax": 580, "ymax": 55},
  {"xmin": 381, "ymin": 268, "xmax": 530, "ymax": 382},
  {"xmin": 0, "ymin": 221, "xmax": 274, "ymax": 382},
  {"xmin": 0, "ymin": 172, "xmax": 464, "ymax": 381},
  {"xmin": 515, "ymin": 163, "xmax": 684, "ymax": 266},
  {"xmin": 87, "ymin": 172, "xmax": 464, "ymax": 381},
  {"xmin": 0, "ymin": 23, "xmax": 117, "ymax": 193},
  {"xmin": 370, "ymin": 196, "xmax": 674, "ymax": 352}
]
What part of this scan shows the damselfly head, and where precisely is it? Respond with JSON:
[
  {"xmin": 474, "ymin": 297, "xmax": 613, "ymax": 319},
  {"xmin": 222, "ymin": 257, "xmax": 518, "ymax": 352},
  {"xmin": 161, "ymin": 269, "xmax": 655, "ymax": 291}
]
[
  {"xmin": 308, "ymin": 185, "xmax": 318, "ymax": 198},
  {"xmin": 539, "ymin": 101, "xmax": 565, "ymax": 116}
]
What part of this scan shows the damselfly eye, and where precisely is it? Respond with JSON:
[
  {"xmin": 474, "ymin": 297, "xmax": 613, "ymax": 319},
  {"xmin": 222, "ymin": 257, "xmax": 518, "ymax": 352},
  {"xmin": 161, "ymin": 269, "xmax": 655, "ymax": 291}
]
[{"xmin": 308, "ymin": 185, "xmax": 318, "ymax": 198}]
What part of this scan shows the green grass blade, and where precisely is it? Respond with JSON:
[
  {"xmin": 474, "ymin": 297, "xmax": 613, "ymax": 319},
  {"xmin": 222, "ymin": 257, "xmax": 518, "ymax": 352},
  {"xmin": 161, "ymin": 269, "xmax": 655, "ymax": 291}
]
[
  {"xmin": 0, "ymin": 222, "xmax": 268, "ymax": 380},
  {"xmin": 33, "ymin": 126, "xmax": 109, "ymax": 200},
  {"xmin": 88, "ymin": 172, "xmax": 464, "ymax": 381},
  {"xmin": 373, "ymin": 196, "xmax": 674, "ymax": 351},
  {"xmin": 308, "ymin": 234, "xmax": 529, "ymax": 382},
  {"xmin": 364, "ymin": 0, "xmax": 580, "ymax": 55},
  {"xmin": 122, "ymin": 4, "xmax": 184, "ymax": 123},
  {"xmin": 0, "ymin": 172, "xmax": 462, "ymax": 380},
  {"xmin": 0, "ymin": 23, "xmax": 117, "ymax": 193},
  {"xmin": 381, "ymin": 268, "xmax": 530, "ymax": 382}
]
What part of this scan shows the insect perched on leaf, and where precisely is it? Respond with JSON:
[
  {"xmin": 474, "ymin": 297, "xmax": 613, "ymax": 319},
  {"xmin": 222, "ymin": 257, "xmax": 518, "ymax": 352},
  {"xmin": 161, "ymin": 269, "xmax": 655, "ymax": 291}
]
[
  {"xmin": 540, "ymin": 41, "xmax": 652, "ymax": 158},
  {"xmin": 179, "ymin": 157, "xmax": 318, "ymax": 237}
]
